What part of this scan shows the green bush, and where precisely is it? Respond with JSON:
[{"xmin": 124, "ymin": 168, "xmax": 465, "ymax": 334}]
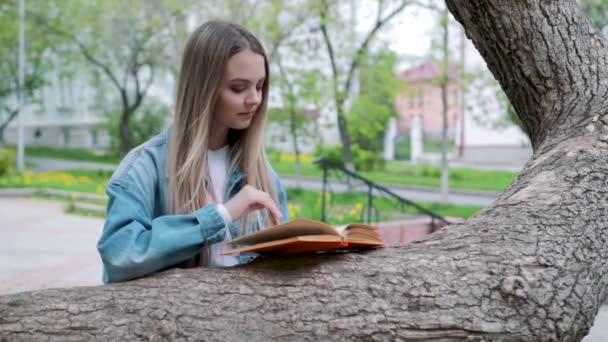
[
  {"xmin": 394, "ymin": 137, "xmax": 411, "ymax": 160},
  {"xmin": 314, "ymin": 145, "xmax": 343, "ymax": 166},
  {"xmin": 314, "ymin": 144, "xmax": 385, "ymax": 172},
  {"xmin": 0, "ymin": 147, "xmax": 15, "ymax": 176},
  {"xmin": 421, "ymin": 165, "xmax": 440, "ymax": 178},
  {"xmin": 352, "ymin": 145, "xmax": 385, "ymax": 172}
]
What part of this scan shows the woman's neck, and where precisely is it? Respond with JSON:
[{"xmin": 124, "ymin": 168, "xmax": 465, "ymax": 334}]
[{"xmin": 208, "ymin": 126, "xmax": 229, "ymax": 150}]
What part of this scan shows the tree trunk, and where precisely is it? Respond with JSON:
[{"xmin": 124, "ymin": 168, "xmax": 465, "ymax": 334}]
[
  {"xmin": 2, "ymin": 1, "xmax": 608, "ymax": 340},
  {"xmin": 119, "ymin": 106, "xmax": 136, "ymax": 157},
  {"xmin": 289, "ymin": 108, "xmax": 302, "ymax": 187},
  {"xmin": 0, "ymin": 109, "xmax": 19, "ymax": 145},
  {"xmin": 336, "ymin": 108, "xmax": 356, "ymax": 171}
]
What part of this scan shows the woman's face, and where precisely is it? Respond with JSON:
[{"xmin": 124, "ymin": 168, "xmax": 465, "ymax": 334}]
[{"xmin": 213, "ymin": 49, "xmax": 266, "ymax": 133}]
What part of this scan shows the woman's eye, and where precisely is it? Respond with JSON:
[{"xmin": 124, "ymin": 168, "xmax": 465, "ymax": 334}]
[{"xmin": 231, "ymin": 87, "xmax": 245, "ymax": 93}]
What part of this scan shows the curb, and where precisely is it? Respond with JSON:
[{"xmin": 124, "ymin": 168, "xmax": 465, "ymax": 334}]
[
  {"xmin": 0, "ymin": 188, "xmax": 37, "ymax": 197},
  {"xmin": 0, "ymin": 188, "xmax": 107, "ymax": 215},
  {"xmin": 73, "ymin": 202, "xmax": 106, "ymax": 213}
]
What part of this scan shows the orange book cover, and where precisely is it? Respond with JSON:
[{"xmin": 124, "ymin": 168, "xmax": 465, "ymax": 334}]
[{"xmin": 221, "ymin": 218, "xmax": 384, "ymax": 256}]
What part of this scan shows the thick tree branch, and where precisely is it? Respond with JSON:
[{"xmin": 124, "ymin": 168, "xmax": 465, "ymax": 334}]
[
  {"xmin": 318, "ymin": 0, "xmax": 341, "ymax": 104},
  {"xmin": 76, "ymin": 40, "xmax": 124, "ymax": 94},
  {"xmin": 445, "ymin": 0, "xmax": 608, "ymax": 150}
]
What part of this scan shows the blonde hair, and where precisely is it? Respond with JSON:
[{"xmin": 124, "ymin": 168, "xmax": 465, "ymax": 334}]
[{"xmin": 168, "ymin": 20, "xmax": 277, "ymax": 235}]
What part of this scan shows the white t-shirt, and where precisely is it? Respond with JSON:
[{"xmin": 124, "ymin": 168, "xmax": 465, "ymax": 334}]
[{"xmin": 204, "ymin": 145, "xmax": 239, "ymax": 267}]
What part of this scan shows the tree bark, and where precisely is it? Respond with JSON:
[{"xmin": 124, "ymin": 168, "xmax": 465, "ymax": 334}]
[{"xmin": 2, "ymin": 1, "xmax": 608, "ymax": 341}]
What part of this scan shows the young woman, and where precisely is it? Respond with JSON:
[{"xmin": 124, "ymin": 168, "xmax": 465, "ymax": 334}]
[{"xmin": 97, "ymin": 20, "xmax": 289, "ymax": 283}]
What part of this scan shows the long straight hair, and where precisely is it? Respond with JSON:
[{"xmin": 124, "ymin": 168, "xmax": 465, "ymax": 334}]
[{"xmin": 168, "ymin": 20, "xmax": 277, "ymax": 235}]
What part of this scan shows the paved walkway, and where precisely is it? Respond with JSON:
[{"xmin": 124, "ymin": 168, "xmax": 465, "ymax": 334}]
[
  {"xmin": 0, "ymin": 198, "xmax": 104, "ymax": 295},
  {"xmin": 0, "ymin": 196, "xmax": 606, "ymax": 340}
]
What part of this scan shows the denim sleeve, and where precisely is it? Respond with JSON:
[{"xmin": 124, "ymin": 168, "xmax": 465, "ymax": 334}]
[
  {"xmin": 272, "ymin": 169, "xmax": 289, "ymax": 223},
  {"xmin": 97, "ymin": 181, "xmax": 228, "ymax": 284}
]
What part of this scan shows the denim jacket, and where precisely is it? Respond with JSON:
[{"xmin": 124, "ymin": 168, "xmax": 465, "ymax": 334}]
[{"xmin": 97, "ymin": 129, "xmax": 289, "ymax": 283}]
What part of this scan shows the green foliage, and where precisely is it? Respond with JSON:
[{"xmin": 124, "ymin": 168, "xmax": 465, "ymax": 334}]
[
  {"xmin": 0, "ymin": 1, "xmax": 66, "ymax": 133},
  {"xmin": 394, "ymin": 138, "xmax": 411, "ymax": 161},
  {"xmin": 348, "ymin": 48, "xmax": 400, "ymax": 157},
  {"xmin": 41, "ymin": 0, "xmax": 180, "ymax": 154},
  {"xmin": 103, "ymin": 99, "xmax": 169, "ymax": 155},
  {"xmin": 0, "ymin": 147, "xmax": 14, "ymax": 176},
  {"xmin": 581, "ymin": 0, "xmax": 608, "ymax": 32},
  {"xmin": 314, "ymin": 144, "xmax": 385, "ymax": 172},
  {"xmin": 314, "ymin": 145, "xmax": 344, "ymax": 165}
]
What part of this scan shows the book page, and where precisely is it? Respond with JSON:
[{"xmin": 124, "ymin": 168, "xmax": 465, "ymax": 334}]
[
  {"xmin": 230, "ymin": 218, "xmax": 340, "ymax": 245},
  {"xmin": 343, "ymin": 223, "xmax": 382, "ymax": 242},
  {"xmin": 222, "ymin": 235, "xmax": 346, "ymax": 255}
]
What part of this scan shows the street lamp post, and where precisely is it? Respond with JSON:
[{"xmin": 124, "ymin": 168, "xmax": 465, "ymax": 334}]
[{"xmin": 17, "ymin": 0, "xmax": 25, "ymax": 172}]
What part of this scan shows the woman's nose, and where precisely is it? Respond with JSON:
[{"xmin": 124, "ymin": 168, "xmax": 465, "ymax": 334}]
[{"xmin": 245, "ymin": 88, "xmax": 261, "ymax": 107}]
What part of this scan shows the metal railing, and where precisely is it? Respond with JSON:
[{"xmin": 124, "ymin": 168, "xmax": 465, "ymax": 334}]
[{"xmin": 314, "ymin": 157, "xmax": 450, "ymax": 230}]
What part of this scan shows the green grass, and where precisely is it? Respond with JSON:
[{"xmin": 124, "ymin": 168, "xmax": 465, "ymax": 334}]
[
  {"xmin": 1, "ymin": 169, "xmax": 482, "ymax": 223},
  {"xmin": 4, "ymin": 145, "xmax": 120, "ymax": 164},
  {"xmin": 6, "ymin": 144, "xmax": 518, "ymax": 192},
  {"xmin": 273, "ymin": 159, "xmax": 518, "ymax": 193},
  {"xmin": 286, "ymin": 188, "xmax": 482, "ymax": 224},
  {"xmin": 0, "ymin": 169, "xmax": 109, "ymax": 194}
]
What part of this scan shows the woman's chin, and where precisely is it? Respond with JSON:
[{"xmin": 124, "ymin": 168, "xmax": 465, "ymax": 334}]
[{"xmin": 231, "ymin": 120, "xmax": 253, "ymax": 130}]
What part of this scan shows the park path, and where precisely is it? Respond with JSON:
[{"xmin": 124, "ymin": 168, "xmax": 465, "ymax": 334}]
[{"xmin": 0, "ymin": 197, "xmax": 103, "ymax": 295}]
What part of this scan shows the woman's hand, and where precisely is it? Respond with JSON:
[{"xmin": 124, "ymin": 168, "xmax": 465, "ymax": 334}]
[{"xmin": 224, "ymin": 185, "xmax": 282, "ymax": 223}]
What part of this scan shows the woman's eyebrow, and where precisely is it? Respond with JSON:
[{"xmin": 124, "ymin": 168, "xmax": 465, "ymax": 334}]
[{"xmin": 229, "ymin": 77, "xmax": 266, "ymax": 83}]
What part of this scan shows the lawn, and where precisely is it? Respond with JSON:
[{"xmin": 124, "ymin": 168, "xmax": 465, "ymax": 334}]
[
  {"xmin": 0, "ymin": 169, "xmax": 483, "ymax": 223},
  {"xmin": 271, "ymin": 155, "xmax": 518, "ymax": 192},
  {"xmin": 4, "ymin": 145, "xmax": 120, "ymax": 164},
  {"xmin": 9, "ymin": 145, "xmax": 519, "ymax": 192}
]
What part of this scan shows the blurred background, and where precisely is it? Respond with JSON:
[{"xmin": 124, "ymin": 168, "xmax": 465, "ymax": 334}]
[{"xmin": 0, "ymin": 1, "xmax": 607, "ymax": 337}]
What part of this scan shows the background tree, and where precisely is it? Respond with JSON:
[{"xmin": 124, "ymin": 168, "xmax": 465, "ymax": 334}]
[
  {"xmin": 316, "ymin": 0, "xmax": 409, "ymax": 171},
  {"xmin": 2, "ymin": 1, "xmax": 608, "ymax": 341},
  {"xmin": 0, "ymin": 1, "xmax": 62, "ymax": 144},
  {"xmin": 34, "ymin": 0, "xmax": 181, "ymax": 156},
  {"xmin": 256, "ymin": 0, "xmax": 321, "ymax": 183},
  {"xmin": 348, "ymin": 48, "xmax": 400, "ymax": 168}
]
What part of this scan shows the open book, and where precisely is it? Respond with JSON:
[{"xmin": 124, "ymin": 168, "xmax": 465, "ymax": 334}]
[{"xmin": 221, "ymin": 218, "xmax": 384, "ymax": 256}]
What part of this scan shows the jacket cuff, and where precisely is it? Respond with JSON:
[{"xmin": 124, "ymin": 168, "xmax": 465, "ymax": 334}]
[
  {"xmin": 193, "ymin": 204, "xmax": 227, "ymax": 243},
  {"xmin": 216, "ymin": 203, "xmax": 233, "ymax": 224}
]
